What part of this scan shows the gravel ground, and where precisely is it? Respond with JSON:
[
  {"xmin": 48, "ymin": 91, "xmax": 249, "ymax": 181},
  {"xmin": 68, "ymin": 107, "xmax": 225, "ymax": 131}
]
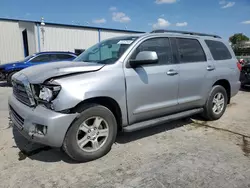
[{"xmin": 0, "ymin": 82, "xmax": 250, "ymax": 188}]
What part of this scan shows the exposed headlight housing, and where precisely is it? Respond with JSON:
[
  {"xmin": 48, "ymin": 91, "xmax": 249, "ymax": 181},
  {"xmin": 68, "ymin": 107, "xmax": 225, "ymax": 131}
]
[
  {"xmin": 38, "ymin": 84, "xmax": 61, "ymax": 102},
  {"xmin": 39, "ymin": 87, "xmax": 53, "ymax": 102}
]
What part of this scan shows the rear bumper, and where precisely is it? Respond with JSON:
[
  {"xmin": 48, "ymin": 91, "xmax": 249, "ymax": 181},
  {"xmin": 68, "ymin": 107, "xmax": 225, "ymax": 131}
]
[
  {"xmin": 231, "ymin": 81, "xmax": 241, "ymax": 97},
  {"xmin": 8, "ymin": 94, "xmax": 78, "ymax": 147}
]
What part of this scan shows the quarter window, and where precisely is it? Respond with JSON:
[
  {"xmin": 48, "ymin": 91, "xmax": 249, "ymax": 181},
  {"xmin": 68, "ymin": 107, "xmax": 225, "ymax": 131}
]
[
  {"xmin": 176, "ymin": 38, "xmax": 206, "ymax": 63},
  {"xmin": 131, "ymin": 38, "xmax": 172, "ymax": 65},
  {"xmin": 205, "ymin": 40, "xmax": 232, "ymax": 60}
]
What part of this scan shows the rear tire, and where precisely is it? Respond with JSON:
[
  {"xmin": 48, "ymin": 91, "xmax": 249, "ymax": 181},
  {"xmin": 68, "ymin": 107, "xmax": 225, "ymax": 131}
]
[
  {"xmin": 7, "ymin": 71, "xmax": 18, "ymax": 86},
  {"xmin": 63, "ymin": 104, "xmax": 117, "ymax": 162},
  {"xmin": 202, "ymin": 85, "xmax": 228, "ymax": 121}
]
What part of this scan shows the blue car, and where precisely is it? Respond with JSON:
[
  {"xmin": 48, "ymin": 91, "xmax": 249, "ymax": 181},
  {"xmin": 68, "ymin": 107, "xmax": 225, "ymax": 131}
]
[{"xmin": 0, "ymin": 51, "xmax": 77, "ymax": 85}]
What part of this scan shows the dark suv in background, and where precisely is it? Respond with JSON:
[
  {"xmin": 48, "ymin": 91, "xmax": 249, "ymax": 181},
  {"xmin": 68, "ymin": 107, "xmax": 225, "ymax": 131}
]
[{"xmin": 0, "ymin": 51, "xmax": 77, "ymax": 85}]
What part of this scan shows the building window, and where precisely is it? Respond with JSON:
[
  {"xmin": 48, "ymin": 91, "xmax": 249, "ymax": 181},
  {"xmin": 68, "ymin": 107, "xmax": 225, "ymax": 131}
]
[{"xmin": 75, "ymin": 49, "xmax": 85, "ymax": 56}]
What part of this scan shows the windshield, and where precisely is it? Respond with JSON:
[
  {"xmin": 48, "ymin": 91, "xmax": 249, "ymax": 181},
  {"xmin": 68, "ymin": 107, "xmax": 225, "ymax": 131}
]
[{"xmin": 74, "ymin": 36, "xmax": 138, "ymax": 64}]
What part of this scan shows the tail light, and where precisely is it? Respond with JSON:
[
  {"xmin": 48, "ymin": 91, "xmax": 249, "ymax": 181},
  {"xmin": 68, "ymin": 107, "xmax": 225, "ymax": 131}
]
[{"xmin": 237, "ymin": 62, "xmax": 242, "ymax": 71}]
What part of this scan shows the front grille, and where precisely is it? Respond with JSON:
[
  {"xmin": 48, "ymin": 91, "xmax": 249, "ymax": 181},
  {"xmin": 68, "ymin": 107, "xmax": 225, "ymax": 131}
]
[
  {"xmin": 12, "ymin": 79, "xmax": 32, "ymax": 106},
  {"xmin": 9, "ymin": 105, "xmax": 24, "ymax": 127}
]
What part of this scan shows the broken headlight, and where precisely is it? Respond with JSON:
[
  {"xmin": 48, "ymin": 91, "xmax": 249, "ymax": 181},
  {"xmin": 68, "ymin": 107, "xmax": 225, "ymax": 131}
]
[{"xmin": 38, "ymin": 84, "xmax": 61, "ymax": 102}]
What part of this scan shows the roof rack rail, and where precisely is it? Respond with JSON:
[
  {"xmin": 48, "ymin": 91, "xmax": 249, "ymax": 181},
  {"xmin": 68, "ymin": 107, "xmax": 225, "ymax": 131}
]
[{"xmin": 150, "ymin": 29, "xmax": 221, "ymax": 39}]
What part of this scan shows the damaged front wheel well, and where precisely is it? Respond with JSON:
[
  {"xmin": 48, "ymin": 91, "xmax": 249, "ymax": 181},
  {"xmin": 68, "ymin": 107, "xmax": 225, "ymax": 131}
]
[{"xmin": 70, "ymin": 97, "xmax": 123, "ymax": 131}]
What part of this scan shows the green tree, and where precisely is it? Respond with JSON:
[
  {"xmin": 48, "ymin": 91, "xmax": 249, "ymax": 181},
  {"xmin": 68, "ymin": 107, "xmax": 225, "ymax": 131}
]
[
  {"xmin": 229, "ymin": 33, "xmax": 249, "ymax": 45},
  {"xmin": 229, "ymin": 33, "xmax": 250, "ymax": 56}
]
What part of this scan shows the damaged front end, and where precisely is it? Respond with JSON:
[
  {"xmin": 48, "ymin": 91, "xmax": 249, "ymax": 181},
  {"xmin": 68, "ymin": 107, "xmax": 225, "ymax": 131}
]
[
  {"xmin": 9, "ymin": 74, "xmax": 79, "ymax": 147},
  {"xmin": 11, "ymin": 60, "xmax": 105, "ymax": 110},
  {"xmin": 31, "ymin": 81, "xmax": 62, "ymax": 110},
  {"xmin": 8, "ymin": 61, "xmax": 106, "ymax": 147}
]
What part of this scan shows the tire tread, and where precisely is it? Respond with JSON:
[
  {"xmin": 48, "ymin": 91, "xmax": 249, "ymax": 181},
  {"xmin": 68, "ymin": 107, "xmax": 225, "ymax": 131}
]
[
  {"xmin": 202, "ymin": 85, "xmax": 228, "ymax": 121},
  {"xmin": 62, "ymin": 104, "xmax": 117, "ymax": 162}
]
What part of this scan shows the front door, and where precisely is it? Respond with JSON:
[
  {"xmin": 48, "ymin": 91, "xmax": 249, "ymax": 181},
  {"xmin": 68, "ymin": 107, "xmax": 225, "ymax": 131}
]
[{"xmin": 124, "ymin": 37, "xmax": 179, "ymax": 125}]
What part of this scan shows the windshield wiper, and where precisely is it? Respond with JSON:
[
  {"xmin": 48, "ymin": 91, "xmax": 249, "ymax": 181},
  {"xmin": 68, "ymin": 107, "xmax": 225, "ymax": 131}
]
[{"xmin": 96, "ymin": 58, "xmax": 117, "ymax": 64}]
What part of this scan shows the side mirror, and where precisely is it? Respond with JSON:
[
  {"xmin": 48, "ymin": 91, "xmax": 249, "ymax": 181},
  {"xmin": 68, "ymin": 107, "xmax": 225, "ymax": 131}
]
[{"xmin": 129, "ymin": 51, "xmax": 158, "ymax": 67}]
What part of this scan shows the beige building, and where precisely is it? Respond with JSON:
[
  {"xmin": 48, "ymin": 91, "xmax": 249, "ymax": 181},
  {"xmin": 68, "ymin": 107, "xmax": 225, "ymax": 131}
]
[{"xmin": 0, "ymin": 18, "xmax": 143, "ymax": 64}]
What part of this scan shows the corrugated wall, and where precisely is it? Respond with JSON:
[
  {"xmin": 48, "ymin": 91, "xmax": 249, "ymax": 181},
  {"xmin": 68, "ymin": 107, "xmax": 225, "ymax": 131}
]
[
  {"xmin": 100, "ymin": 30, "xmax": 132, "ymax": 40},
  {"xmin": 0, "ymin": 19, "xmax": 143, "ymax": 63},
  {"xmin": 0, "ymin": 20, "xmax": 23, "ymax": 64},
  {"xmin": 39, "ymin": 25, "xmax": 99, "ymax": 52},
  {"xmin": 39, "ymin": 25, "xmax": 139, "ymax": 52}
]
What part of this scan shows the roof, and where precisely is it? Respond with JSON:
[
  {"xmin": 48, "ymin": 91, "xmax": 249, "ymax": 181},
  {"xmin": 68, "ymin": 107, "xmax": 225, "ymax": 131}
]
[
  {"xmin": 135, "ymin": 33, "xmax": 224, "ymax": 42},
  {"xmin": 0, "ymin": 17, "xmax": 145, "ymax": 34},
  {"xmin": 36, "ymin": 51, "xmax": 76, "ymax": 55},
  {"xmin": 151, "ymin": 29, "xmax": 221, "ymax": 39}
]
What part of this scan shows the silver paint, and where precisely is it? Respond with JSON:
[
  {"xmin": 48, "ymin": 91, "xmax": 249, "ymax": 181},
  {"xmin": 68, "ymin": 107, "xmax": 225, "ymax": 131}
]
[{"xmin": 8, "ymin": 32, "xmax": 240, "ymax": 147}]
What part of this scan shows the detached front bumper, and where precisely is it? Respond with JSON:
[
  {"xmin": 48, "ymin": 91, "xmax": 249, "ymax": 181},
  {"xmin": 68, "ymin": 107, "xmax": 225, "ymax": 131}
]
[{"xmin": 8, "ymin": 94, "xmax": 78, "ymax": 147}]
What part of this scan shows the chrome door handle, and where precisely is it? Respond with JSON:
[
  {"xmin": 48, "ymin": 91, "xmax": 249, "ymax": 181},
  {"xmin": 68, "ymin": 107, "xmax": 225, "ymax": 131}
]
[
  {"xmin": 207, "ymin": 65, "xmax": 215, "ymax": 71},
  {"xmin": 167, "ymin": 69, "xmax": 178, "ymax": 76}
]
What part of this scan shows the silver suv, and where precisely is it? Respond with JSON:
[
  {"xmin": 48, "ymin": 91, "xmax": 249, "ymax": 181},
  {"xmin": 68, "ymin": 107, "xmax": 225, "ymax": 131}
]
[{"xmin": 9, "ymin": 30, "xmax": 241, "ymax": 162}]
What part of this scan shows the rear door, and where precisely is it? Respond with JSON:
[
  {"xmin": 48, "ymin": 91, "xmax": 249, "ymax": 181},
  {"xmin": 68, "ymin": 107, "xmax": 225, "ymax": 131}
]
[
  {"xmin": 205, "ymin": 39, "xmax": 240, "ymax": 96},
  {"xmin": 175, "ymin": 37, "xmax": 215, "ymax": 110}
]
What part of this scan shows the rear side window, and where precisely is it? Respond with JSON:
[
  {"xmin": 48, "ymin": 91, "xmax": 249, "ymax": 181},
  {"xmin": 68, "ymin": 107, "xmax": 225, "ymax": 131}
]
[
  {"xmin": 55, "ymin": 54, "xmax": 75, "ymax": 60},
  {"xmin": 30, "ymin": 55, "xmax": 50, "ymax": 63},
  {"xmin": 49, "ymin": 54, "xmax": 75, "ymax": 62},
  {"xmin": 176, "ymin": 38, "xmax": 206, "ymax": 63},
  {"xmin": 205, "ymin": 40, "xmax": 232, "ymax": 60}
]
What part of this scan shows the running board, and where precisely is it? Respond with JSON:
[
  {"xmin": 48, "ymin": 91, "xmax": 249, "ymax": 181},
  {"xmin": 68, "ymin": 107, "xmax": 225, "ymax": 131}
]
[{"xmin": 123, "ymin": 108, "xmax": 203, "ymax": 132}]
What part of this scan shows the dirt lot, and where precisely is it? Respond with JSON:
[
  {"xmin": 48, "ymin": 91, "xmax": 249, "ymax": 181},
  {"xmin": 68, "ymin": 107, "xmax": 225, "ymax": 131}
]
[{"xmin": 0, "ymin": 82, "xmax": 250, "ymax": 188}]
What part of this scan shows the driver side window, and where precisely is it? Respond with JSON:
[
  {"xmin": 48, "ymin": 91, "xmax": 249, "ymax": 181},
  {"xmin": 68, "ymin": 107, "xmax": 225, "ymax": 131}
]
[{"xmin": 130, "ymin": 37, "xmax": 172, "ymax": 65}]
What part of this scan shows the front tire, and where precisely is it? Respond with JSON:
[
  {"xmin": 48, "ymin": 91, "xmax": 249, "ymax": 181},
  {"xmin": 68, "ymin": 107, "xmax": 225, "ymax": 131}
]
[
  {"xmin": 63, "ymin": 104, "xmax": 117, "ymax": 162},
  {"xmin": 202, "ymin": 85, "xmax": 228, "ymax": 121}
]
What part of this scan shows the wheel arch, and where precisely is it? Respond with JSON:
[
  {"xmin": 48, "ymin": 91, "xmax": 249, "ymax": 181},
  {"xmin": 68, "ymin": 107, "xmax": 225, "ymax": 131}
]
[
  {"xmin": 212, "ymin": 79, "xmax": 231, "ymax": 104},
  {"xmin": 6, "ymin": 70, "xmax": 20, "ymax": 85},
  {"xmin": 6, "ymin": 69, "xmax": 21, "ymax": 76},
  {"xmin": 71, "ymin": 96, "xmax": 123, "ymax": 131}
]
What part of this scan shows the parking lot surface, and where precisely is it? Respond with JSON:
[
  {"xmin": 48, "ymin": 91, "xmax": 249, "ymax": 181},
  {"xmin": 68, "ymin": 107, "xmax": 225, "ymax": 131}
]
[{"xmin": 0, "ymin": 82, "xmax": 250, "ymax": 188}]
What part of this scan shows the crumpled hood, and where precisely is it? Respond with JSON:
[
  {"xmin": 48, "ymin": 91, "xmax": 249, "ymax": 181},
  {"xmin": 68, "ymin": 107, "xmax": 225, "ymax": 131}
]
[{"xmin": 13, "ymin": 61, "xmax": 105, "ymax": 83}]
